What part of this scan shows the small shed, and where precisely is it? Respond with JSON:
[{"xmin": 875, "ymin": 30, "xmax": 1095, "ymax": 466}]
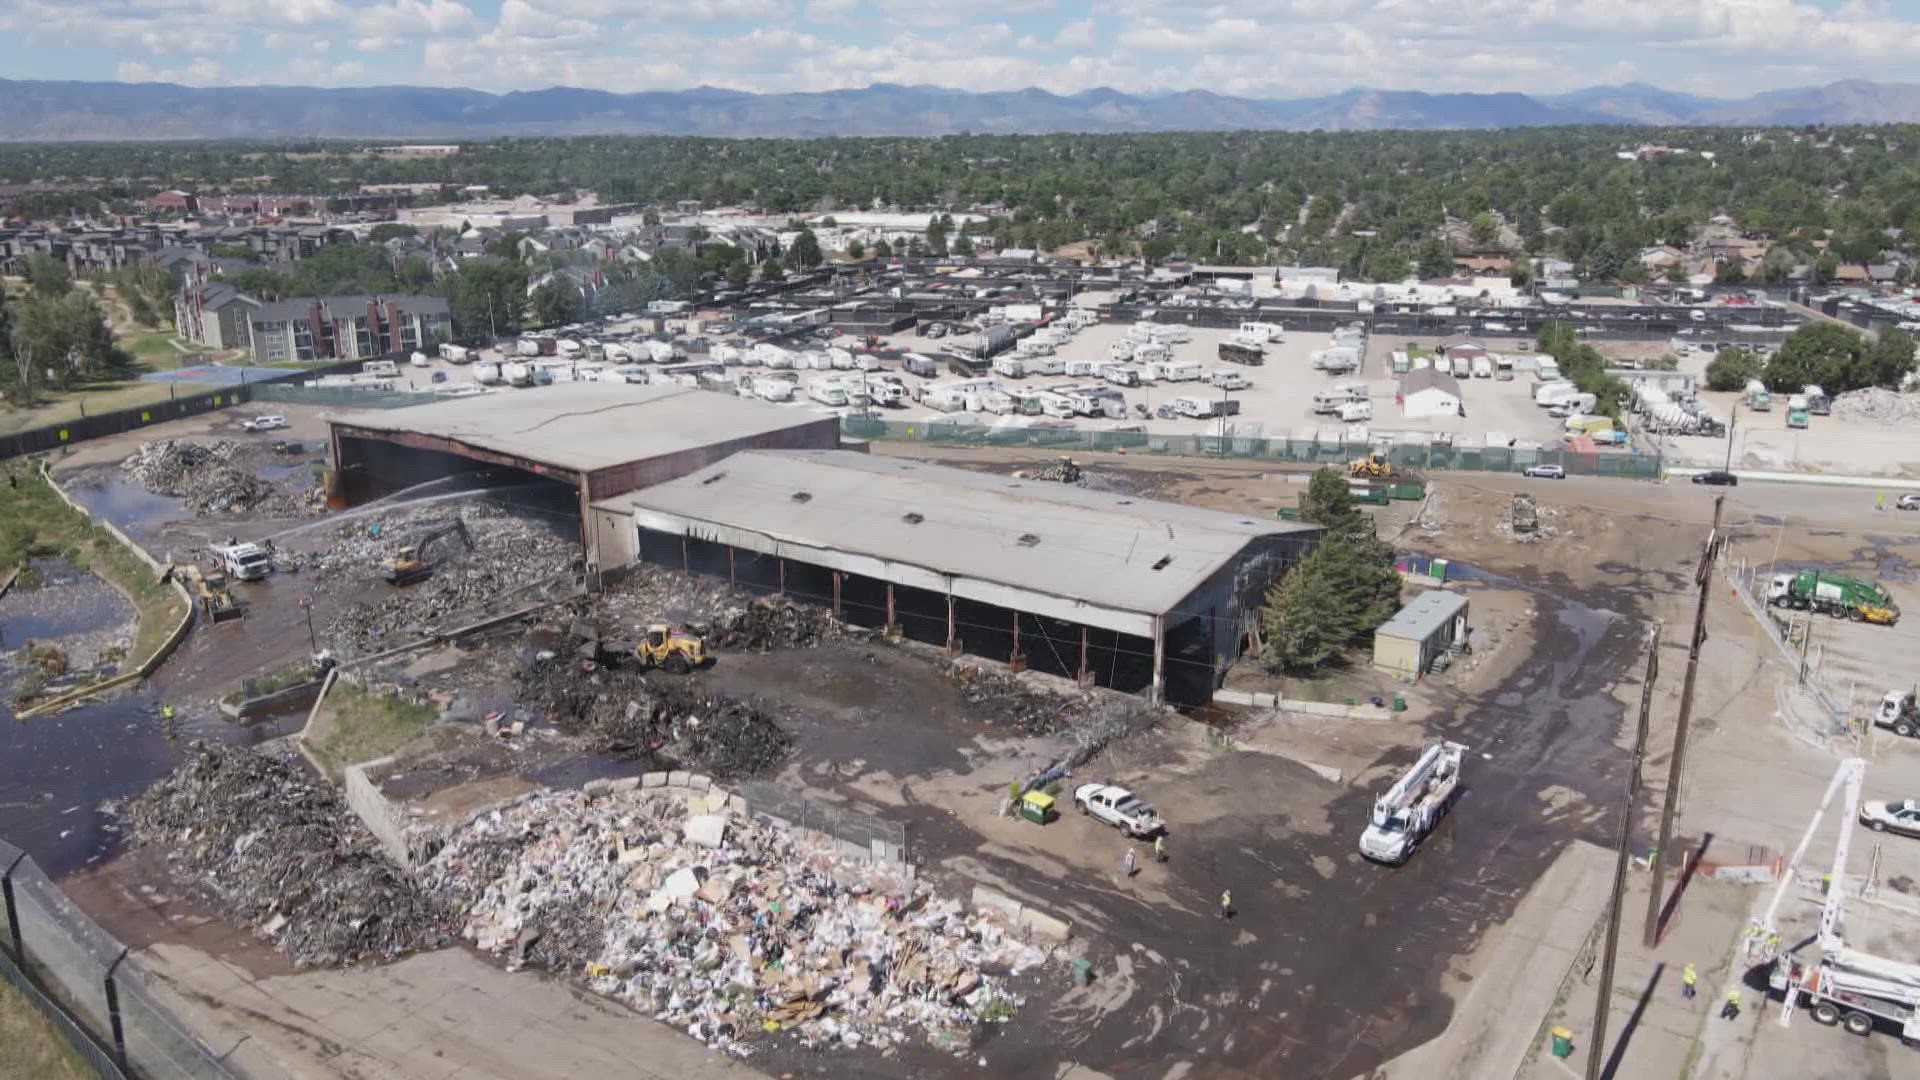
[
  {"xmin": 1400, "ymin": 367, "xmax": 1464, "ymax": 420},
  {"xmin": 1374, "ymin": 590, "xmax": 1470, "ymax": 677}
]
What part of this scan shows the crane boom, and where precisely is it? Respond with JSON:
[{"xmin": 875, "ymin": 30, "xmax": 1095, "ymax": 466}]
[{"xmin": 1758, "ymin": 757, "xmax": 1865, "ymax": 938}]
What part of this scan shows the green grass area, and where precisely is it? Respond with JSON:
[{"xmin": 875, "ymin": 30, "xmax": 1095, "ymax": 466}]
[
  {"xmin": 0, "ymin": 978, "xmax": 99, "ymax": 1080},
  {"xmin": 0, "ymin": 376, "xmax": 217, "ymax": 436},
  {"xmin": 121, "ymin": 331, "xmax": 184, "ymax": 361},
  {"xmin": 0, "ymin": 466, "xmax": 189, "ymax": 685},
  {"xmin": 302, "ymin": 681, "xmax": 437, "ymax": 777}
]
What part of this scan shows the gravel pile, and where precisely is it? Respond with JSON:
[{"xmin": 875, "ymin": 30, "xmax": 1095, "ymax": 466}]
[
  {"xmin": 1831, "ymin": 388, "xmax": 1920, "ymax": 425},
  {"xmin": 121, "ymin": 439, "xmax": 307, "ymax": 516},
  {"xmin": 123, "ymin": 743, "xmax": 455, "ymax": 967}
]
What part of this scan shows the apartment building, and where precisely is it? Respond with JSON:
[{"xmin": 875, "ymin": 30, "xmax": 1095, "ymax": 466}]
[{"xmin": 245, "ymin": 295, "xmax": 452, "ymax": 363}]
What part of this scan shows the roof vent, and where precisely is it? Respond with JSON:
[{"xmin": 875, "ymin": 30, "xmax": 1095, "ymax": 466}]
[
  {"xmin": 1151, "ymin": 555, "xmax": 1173, "ymax": 571},
  {"xmin": 700, "ymin": 472, "xmax": 726, "ymax": 486},
  {"xmin": 791, "ymin": 491, "xmax": 812, "ymax": 502},
  {"xmin": 902, "ymin": 512, "xmax": 924, "ymax": 524},
  {"xmin": 1017, "ymin": 533, "xmax": 1041, "ymax": 547}
]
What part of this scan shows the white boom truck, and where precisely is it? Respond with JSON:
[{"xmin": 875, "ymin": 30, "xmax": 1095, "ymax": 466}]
[
  {"xmin": 1763, "ymin": 757, "xmax": 1920, "ymax": 1046},
  {"xmin": 1359, "ymin": 740, "xmax": 1466, "ymax": 864}
]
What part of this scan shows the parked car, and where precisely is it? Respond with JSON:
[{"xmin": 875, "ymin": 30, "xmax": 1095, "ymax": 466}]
[
  {"xmin": 1860, "ymin": 799, "xmax": 1920, "ymax": 838},
  {"xmin": 1523, "ymin": 465, "xmax": 1567, "ymax": 479},
  {"xmin": 240, "ymin": 414, "xmax": 288, "ymax": 432},
  {"xmin": 1692, "ymin": 470, "xmax": 1739, "ymax": 486},
  {"xmin": 1897, "ymin": 494, "xmax": 1920, "ymax": 511},
  {"xmin": 1072, "ymin": 783, "xmax": 1164, "ymax": 838}
]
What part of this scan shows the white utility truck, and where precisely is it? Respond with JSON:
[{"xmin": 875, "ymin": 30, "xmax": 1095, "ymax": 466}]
[{"xmin": 1359, "ymin": 740, "xmax": 1466, "ymax": 864}]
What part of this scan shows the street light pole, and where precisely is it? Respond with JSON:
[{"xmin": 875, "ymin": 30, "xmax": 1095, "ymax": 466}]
[{"xmin": 1723, "ymin": 400, "xmax": 1739, "ymax": 475}]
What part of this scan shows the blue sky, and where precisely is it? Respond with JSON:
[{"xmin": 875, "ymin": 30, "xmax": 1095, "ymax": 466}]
[{"xmin": 2, "ymin": 1, "xmax": 1919, "ymax": 98}]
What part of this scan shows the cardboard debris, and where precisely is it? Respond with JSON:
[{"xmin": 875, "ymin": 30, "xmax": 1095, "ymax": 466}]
[{"xmin": 417, "ymin": 787, "xmax": 1049, "ymax": 1056}]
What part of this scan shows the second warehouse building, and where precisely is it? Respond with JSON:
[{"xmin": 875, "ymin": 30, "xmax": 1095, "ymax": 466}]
[{"xmin": 593, "ymin": 449, "xmax": 1320, "ymax": 704}]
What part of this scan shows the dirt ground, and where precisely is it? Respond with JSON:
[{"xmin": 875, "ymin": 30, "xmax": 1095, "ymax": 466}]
[{"xmin": 27, "ymin": 404, "xmax": 1920, "ymax": 1079}]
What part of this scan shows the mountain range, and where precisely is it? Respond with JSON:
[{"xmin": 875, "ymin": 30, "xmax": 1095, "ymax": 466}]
[{"xmin": 5, "ymin": 78, "xmax": 1920, "ymax": 139}]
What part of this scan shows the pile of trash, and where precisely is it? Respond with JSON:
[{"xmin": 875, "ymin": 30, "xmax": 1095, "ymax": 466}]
[
  {"xmin": 418, "ymin": 788, "xmax": 1043, "ymax": 1056},
  {"xmin": 941, "ymin": 660, "xmax": 1100, "ymax": 736},
  {"xmin": 1831, "ymin": 388, "xmax": 1920, "ymax": 426},
  {"xmin": 307, "ymin": 504, "xmax": 579, "ymax": 655},
  {"xmin": 1497, "ymin": 493, "xmax": 1558, "ymax": 542},
  {"xmin": 123, "ymin": 744, "xmax": 454, "ymax": 967},
  {"xmin": 121, "ymin": 440, "xmax": 307, "ymax": 515},
  {"xmin": 517, "ymin": 661, "xmax": 792, "ymax": 777},
  {"xmin": 1014, "ymin": 457, "xmax": 1084, "ymax": 484},
  {"xmin": 601, "ymin": 567, "xmax": 838, "ymax": 652}
]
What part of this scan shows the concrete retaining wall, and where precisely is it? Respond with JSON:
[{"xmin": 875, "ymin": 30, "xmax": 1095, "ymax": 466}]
[
  {"xmin": 1212, "ymin": 688, "xmax": 1371, "ymax": 719},
  {"xmin": 969, "ymin": 885, "xmax": 1072, "ymax": 944},
  {"xmin": 342, "ymin": 755, "xmax": 413, "ymax": 869},
  {"xmin": 14, "ymin": 465, "xmax": 196, "ymax": 719},
  {"xmin": 218, "ymin": 679, "xmax": 327, "ymax": 721}
]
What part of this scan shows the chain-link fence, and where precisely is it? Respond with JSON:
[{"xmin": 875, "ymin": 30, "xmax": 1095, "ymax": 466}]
[
  {"xmin": 0, "ymin": 838, "xmax": 240, "ymax": 1080},
  {"xmin": 250, "ymin": 383, "xmax": 462, "ymax": 409},
  {"xmin": 842, "ymin": 416, "xmax": 1665, "ymax": 478},
  {"xmin": 1723, "ymin": 559, "xmax": 1858, "ymax": 753},
  {"xmin": 733, "ymin": 782, "xmax": 907, "ymax": 865}
]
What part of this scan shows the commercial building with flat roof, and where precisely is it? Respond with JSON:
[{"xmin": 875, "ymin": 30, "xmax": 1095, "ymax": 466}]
[
  {"xmin": 328, "ymin": 385, "xmax": 842, "ymax": 559},
  {"xmin": 1372, "ymin": 589, "xmax": 1470, "ymax": 677},
  {"xmin": 594, "ymin": 449, "xmax": 1320, "ymax": 704}
]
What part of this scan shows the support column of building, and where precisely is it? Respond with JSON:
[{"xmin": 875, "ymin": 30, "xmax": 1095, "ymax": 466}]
[
  {"xmin": 681, "ymin": 535, "xmax": 690, "ymax": 573},
  {"xmin": 885, "ymin": 583, "xmax": 897, "ymax": 637},
  {"xmin": 1151, "ymin": 615, "xmax": 1166, "ymax": 705},
  {"xmin": 778, "ymin": 558, "xmax": 785, "ymax": 598},
  {"xmin": 832, "ymin": 572, "xmax": 843, "ymax": 622},
  {"xmin": 1078, "ymin": 626, "xmax": 1093, "ymax": 687},
  {"xmin": 728, "ymin": 547, "xmax": 736, "ymax": 584},
  {"xmin": 1009, "ymin": 610, "xmax": 1025, "ymax": 673},
  {"xmin": 946, "ymin": 590, "xmax": 958, "ymax": 655}
]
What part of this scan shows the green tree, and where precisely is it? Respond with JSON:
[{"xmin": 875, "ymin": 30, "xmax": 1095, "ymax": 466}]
[
  {"xmin": 1705, "ymin": 348, "xmax": 1764, "ymax": 391},
  {"xmin": 368, "ymin": 223, "xmax": 418, "ymax": 243},
  {"xmin": 436, "ymin": 260, "xmax": 527, "ymax": 338},
  {"xmin": 1298, "ymin": 467, "xmax": 1357, "ymax": 526},
  {"xmin": 486, "ymin": 231, "xmax": 527, "ymax": 261},
  {"xmin": 23, "ymin": 254, "xmax": 72, "ymax": 299},
  {"xmin": 786, "ymin": 229, "xmax": 823, "ymax": 270},
  {"xmin": 953, "ymin": 231, "xmax": 975, "ymax": 257},
  {"xmin": 226, "ymin": 267, "xmax": 291, "ymax": 301},
  {"xmin": 209, "ymin": 243, "xmax": 259, "ymax": 262},
  {"xmin": 725, "ymin": 260, "xmax": 750, "ymax": 287},
  {"xmin": 286, "ymin": 244, "xmax": 403, "ymax": 296},
  {"xmin": 1764, "ymin": 322, "xmax": 1877, "ymax": 393},
  {"xmin": 926, "ymin": 219, "xmax": 948, "ymax": 255},
  {"xmin": 1865, "ymin": 329, "xmax": 1918, "ymax": 390},
  {"xmin": 759, "ymin": 261, "xmax": 784, "ymax": 283},
  {"xmin": 872, "ymin": 238, "xmax": 893, "ymax": 258},
  {"xmin": 1469, "ymin": 211, "xmax": 1499, "ymax": 246},
  {"xmin": 1415, "ymin": 238, "xmax": 1453, "ymax": 279},
  {"xmin": 845, "ymin": 238, "xmax": 865, "ymax": 261},
  {"xmin": 1715, "ymin": 259, "xmax": 1747, "ymax": 284},
  {"xmin": 530, "ymin": 278, "xmax": 583, "ymax": 328},
  {"xmin": 1259, "ymin": 533, "xmax": 1403, "ymax": 672},
  {"xmin": 12, "ymin": 289, "xmax": 121, "ymax": 389},
  {"xmin": 1364, "ymin": 250, "xmax": 1411, "ymax": 283}
]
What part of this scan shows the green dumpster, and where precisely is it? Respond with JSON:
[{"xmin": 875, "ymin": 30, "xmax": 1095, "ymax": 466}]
[
  {"xmin": 1071, "ymin": 958, "xmax": 1094, "ymax": 987},
  {"xmin": 1550, "ymin": 1027, "xmax": 1574, "ymax": 1059},
  {"xmin": 1276, "ymin": 506, "xmax": 1301, "ymax": 521},
  {"xmin": 1392, "ymin": 693, "xmax": 1407, "ymax": 712},
  {"xmin": 1430, "ymin": 558, "xmax": 1449, "ymax": 582}
]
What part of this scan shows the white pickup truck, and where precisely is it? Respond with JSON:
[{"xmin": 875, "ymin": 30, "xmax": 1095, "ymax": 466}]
[{"xmin": 1073, "ymin": 783, "xmax": 1165, "ymax": 837}]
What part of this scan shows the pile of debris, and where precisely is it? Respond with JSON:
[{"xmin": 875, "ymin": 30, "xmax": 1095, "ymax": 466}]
[
  {"xmin": 1498, "ymin": 493, "xmax": 1558, "ymax": 542},
  {"xmin": 1013, "ymin": 457, "xmax": 1084, "ymax": 484},
  {"xmin": 517, "ymin": 660, "xmax": 792, "ymax": 777},
  {"xmin": 307, "ymin": 504, "xmax": 579, "ymax": 655},
  {"xmin": 1832, "ymin": 388, "xmax": 1920, "ymax": 426},
  {"xmin": 941, "ymin": 660, "xmax": 1101, "ymax": 736},
  {"xmin": 418, "ymin": 788, "xmax": 1043, "ymax": 1056},
  {"xmin": 121, "ymin": 439, "xmax": 307, "ymax": 516},
  {"xmin": 600, "ymin": 566, "xmax": 838, "ymax": 652},
  {"xmin": 123, "ymin": 744, "xmax": 454, "ymax": 967}
]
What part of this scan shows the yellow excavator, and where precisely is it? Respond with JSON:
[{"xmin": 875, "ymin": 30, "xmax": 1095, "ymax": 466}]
[{"xmin": 380, "ymin": 516, "xmax": 475, "ymax": 586}]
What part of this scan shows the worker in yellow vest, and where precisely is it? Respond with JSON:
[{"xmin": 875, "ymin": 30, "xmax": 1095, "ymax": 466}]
[
  {"xmin": 1721, "ymin": 988, "xmax": 1742, "ymax": 1020},
  {"xmin": 1681, "ymin": 963, "xmax": 1697, "ymax": 1000}
]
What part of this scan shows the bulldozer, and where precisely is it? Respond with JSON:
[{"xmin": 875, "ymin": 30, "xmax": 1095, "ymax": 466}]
[
  {"xmin": 636, "ymin": 623, "xmax": 710, "ymax": 673},
  {"xmin": 1348, "ymin": 451, "xmax": 1394, "ymax": 480},
  {"xmin": 380, "ymin": 516, "xmax": 476, "ymax": 586}
]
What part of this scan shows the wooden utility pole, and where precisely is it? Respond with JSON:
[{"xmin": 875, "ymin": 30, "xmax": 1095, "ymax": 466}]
[
  {"xmin": 1645, "ymin": 495, "xmax": 1724, "ymax": 947},
  {"xmin": 1589, "ymin": 624, "xmax": 1661, "ymax": 1080}
]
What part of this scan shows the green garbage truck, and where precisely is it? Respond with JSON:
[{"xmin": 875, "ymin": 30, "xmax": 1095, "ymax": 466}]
[{"xmin": 1767, "ymin": 570, "xmax": 1900, "ymax": 624}]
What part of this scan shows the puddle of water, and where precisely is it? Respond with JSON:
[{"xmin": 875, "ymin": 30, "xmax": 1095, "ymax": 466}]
[
  {"xmin": 0, "ymin": 559, "xmax": 134, "ymax": 645},
  {"xmin": 0, "ymin": 691, "xmax": 301, "ymax": 877},
  {"xmin": 66, "ymin": 472, "xmax": 188, "ymax": 544}
]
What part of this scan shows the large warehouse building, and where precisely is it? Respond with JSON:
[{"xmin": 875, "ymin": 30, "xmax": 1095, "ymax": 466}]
[
  {"xmin": 592, "ymin": 450, "xmax": 1321, "ymax": 704},
  {"xmin": 327, "ymin": 385, "xmax": 842, "ymax": 565}
]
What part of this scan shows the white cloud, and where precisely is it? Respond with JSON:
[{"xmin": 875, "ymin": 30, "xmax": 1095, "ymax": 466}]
[
  {"xmin": 116, "ymin": 56, "xmax": 225, "ymax": 85},
  {"xmin": 805, "ymin": 0, "xmax": 858, "ymax": 20}
]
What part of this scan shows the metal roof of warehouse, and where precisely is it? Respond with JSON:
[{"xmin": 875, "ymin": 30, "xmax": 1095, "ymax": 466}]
[
  {"xmin": 1375, "ymin": 589, "xmax": 1468, "ymax": 642},
  {"xmin": 605, "ymin": 449, "xmax": 1317, "ymax": 622},
  {"xmin": 330, "ymin": 384, "xmax": 825, "ymax": 474}
]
